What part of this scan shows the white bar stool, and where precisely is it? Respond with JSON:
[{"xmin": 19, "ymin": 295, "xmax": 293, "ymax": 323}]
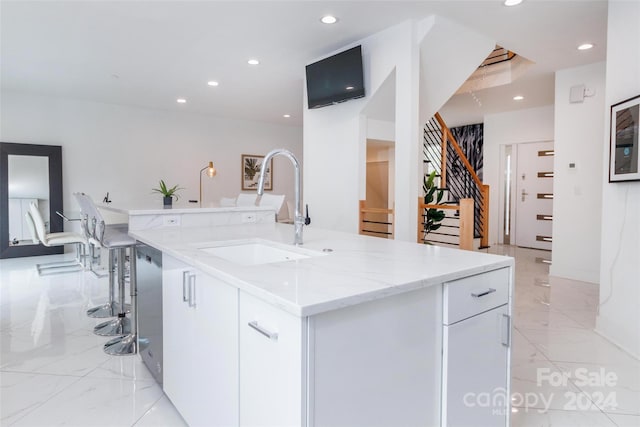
[
  {"xmin": 77, "ymin": 194, "xmax": 138, "ymax": 355},
  {"xmin": 74, "ymin": 193, "xmax": 130, "ymax": 318}
]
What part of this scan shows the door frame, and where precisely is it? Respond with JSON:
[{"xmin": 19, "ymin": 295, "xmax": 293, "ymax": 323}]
[{"xmin": 498, "ymin": 140, "xmax": 554, "ymax": 247}]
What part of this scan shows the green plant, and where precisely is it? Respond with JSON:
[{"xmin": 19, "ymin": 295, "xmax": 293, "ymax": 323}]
[
  {"xmin": 423, "ymin": 171, "xmax": 446, "ymax": 236},
  {"xmin": 152, "ymin": 180, "xmax": 184, "ymax": 201}
]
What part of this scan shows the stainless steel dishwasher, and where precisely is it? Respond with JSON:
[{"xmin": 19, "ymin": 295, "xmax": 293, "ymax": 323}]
[{"xmin": 136, "ymin": 244, "xmax": 163, "ymax": 385}]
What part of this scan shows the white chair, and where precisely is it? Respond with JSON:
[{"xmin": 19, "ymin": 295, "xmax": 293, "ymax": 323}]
[
  {"xmin": 74, "ymin": 193, "xmax": 138, "ymax": 356},
  {"xmin": 279, "ymin": 200, "xmax": 295, "ymax": 224},
  {"xmin": 236, "ymin": 193, "xmax": 258, "ymax": 206},
  {"xmin": 259, "ymin": 193, "xmax": 286, "ymax": 221},
  {"xmin": 26, "ymin": 203, "xmax": 86, "ymax": 275},
  {"xmin": 75, "ymin": 193, "xmax": 126, "ymax": 318}
]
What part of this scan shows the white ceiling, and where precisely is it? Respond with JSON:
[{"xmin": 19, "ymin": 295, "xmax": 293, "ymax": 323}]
[{"xmin": 0, "ymin": 1, "xmax": 607, "ymax": 128}]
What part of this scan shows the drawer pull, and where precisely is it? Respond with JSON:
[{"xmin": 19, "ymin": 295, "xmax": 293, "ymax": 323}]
[
  {"xmin": 248, "ymin": 321, "xmax": 278, "ymax": 341},
  {"xmin": 471, "ymin": 288, "xmax": 496, "ymax": 298}
]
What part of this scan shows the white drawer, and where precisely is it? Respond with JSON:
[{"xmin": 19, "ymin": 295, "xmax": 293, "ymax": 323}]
[{"xmin": 443, "ymin": 267, "xmax": 510, "ymax": 325}]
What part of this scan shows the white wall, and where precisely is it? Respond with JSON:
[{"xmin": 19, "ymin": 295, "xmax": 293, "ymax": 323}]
[
  {"xmin": 304, "ymin": 16, "xmax": 496, "ymax": 241},
  {"xmin": 551, "ymin": 62, "xmax": 606, "ymax": 284},
  {"xmin": 597, "ymin": 0, "xmax": 640, "ymax": 359},
  {"xmin": 304, "ymin": 21, "xmax": 416, "ymax": 237},
  {"xmin": 1, "ymin": 91, "xmax": 302, "ymax": 219},
  {"xmin": 418, "ymin": 16, "xmax": 494, "ymax": 125},
  {"xmin": 484, "ymin": 106, "xmax": 555, "ymax": 245},
  {"xmin": 367, "ymin": 119, "xmax": 395, "ymax": 142}
]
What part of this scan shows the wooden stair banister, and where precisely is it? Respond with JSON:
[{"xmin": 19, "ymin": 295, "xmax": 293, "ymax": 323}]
[
  {"xmin": 360, "ymin": 200, "xmax": 394, "ymax": 239},
  {"xmin": 434, "ymin": 112, "xmax": 483, "ymax": 188},
  {"xmin": 417, "ymin": 197, "xmax": 474, "ymax": 251},
  {"xmin": 430, "ymin": 112, "xmax": 490, "ymax": 249}
]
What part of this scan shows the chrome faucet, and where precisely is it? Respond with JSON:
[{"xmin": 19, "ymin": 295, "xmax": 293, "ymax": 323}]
[{"xmin": 257, "ymin": 149, "xmax": 306, "ymax": 245}]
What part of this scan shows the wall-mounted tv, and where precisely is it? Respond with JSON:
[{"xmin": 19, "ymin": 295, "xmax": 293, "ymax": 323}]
[{"xmin": 305, "ymin": 45, "xmax": 365, "ymax": 109}]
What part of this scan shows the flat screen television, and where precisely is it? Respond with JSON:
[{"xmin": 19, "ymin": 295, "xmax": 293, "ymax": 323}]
[{"xmin": 305, "ymin": 45, "xmax": 365, "ymax": 109}]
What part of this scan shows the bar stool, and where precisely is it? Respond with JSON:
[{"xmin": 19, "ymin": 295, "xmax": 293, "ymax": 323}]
[
  {"xmin": 74, "ymin": 193, "xmax": 130, "ymax": 318},
  {"xmin": 25, "ymin": 204, "xmax": 87, "ymax": 275},
  {"xmin": 78, "ymin": 194, "xmax": 138, "ymax": 355},
  {"xmin": 103, "ymin": 241, "xmax": 138, "ymax": 356}
]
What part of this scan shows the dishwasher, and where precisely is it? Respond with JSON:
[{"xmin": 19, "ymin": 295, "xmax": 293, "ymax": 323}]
[{"xmin": 136, "ymin": 244, "xmax": 163, "ymax": 385}]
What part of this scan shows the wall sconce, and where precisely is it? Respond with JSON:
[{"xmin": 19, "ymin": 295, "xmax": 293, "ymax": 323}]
[{"xmin": 199, "ymin": 161, "xmax": 216, "ymax": 206}]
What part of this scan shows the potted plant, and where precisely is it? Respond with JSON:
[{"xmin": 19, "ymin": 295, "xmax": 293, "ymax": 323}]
[
  {"xmin": 423, "ymin": 171, "xmax": 446, "ymax": 238},
  {"xmin": 152, "ymin": 180, "xmax": 183, "ymax": 206}
]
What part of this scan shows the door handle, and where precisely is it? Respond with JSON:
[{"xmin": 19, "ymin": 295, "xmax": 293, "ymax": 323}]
[
  {"xmin": 188, "ymin": 273, "xmax": 196, "ymax": 308},
  {"xmin": 501, "ymin": 313, "xmax": 511, "ymax": 348},
  {"xmin": 182, "ymin": 271, "xmax": 189, "ymax": 302},
  {"xmin": 521, "ymin": 189, "xmax": 529, "ymax": 202}
]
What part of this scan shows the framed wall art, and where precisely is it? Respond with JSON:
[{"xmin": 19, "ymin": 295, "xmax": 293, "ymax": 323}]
[
  {"xmin": 241, "ymin": 154, "xmax": 273, "ymax": 191},
  {"xmin": 609, "ymin": 94, "xmax": 640, "ymax": 182}
]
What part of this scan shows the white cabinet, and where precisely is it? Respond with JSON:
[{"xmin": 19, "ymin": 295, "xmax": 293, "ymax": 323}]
[
  {"xmin": 238, "ymin": 286, "xmax": 441, "ymax": 427},
  {"xmin": 442, "ymin": 268, "xmax": 511, "ymax": 427},
  {"xmin": 162, "ymin": 255, "xmax": 238, "ymax": 427},
  {"xmin": 239, "ymin": 291, "xmax": 304, "ymax": 427},
  {"xmin": 160, "ymin": 252, "xmax": 511, "ymax": 427}
]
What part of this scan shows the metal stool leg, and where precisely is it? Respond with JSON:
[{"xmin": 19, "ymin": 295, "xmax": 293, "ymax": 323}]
[
  {"xmin": 93, "ymin": 248, "xmax": 131, "ymax": 336},
  {"xmin": 104, "ymin": 245, "xmax": 138, "ymax": 356},
  {"xmin": 87, "ymin": 248, "xmax": 130, "ymax": 318}
]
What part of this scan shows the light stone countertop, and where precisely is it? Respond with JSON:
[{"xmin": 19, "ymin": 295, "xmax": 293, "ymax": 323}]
[
  {"xmin": 99, "ymin": 198, "xmax": 273, "ymax": 216},
  {"xmin": 130, "ymin": 223, "xmax": 513, "ymax": 317}
]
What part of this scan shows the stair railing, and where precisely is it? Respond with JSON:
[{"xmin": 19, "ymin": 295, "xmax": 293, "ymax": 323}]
[
  {"xmin": 417, "ymin": 197, "xmax": 474, "ymax": 250},
  {"xmin": 423, "ymin": 113, "xmax": 489, "ymax": 248},
  {"xmin": 359, "ymin": 200, "xmax": 394, "ymax": 239}
]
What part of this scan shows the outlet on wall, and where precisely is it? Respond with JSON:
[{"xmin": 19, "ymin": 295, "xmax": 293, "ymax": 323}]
[
  {"xmin": 242, "ymin": 213, "xmax": 256, "ymax": 223},
  {"xmin": 163, "ymin": 215, "xmax": 181, "ymax": 227}
]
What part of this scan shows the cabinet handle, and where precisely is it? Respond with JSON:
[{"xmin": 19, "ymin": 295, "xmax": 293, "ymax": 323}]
[
  {"xmin": 182, "ymin": 271, "xmax": 189, "ymax": 302},
  {"xmin": 188, "ymin": 273, "xmax": 196, "ymax": 308},
  {"xmin": 248, "ymin": 321, "xmax": 278, "ymax": 341},
  {"xmin": 471, "ymin": 288, "xmax": 496, "ymax": 298},
  {"xmin": 501, "ymin": 313, "xmax": 511, "ymax": 348}
]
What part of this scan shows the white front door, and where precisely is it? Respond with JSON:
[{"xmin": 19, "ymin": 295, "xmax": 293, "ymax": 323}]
[{"xmin": 515, "ymin": 141, "xmax": 554, "ymax": 250}]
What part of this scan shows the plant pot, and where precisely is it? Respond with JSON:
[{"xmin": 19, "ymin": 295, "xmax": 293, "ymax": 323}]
[{"xmin": 163, "ymin": 196, "xmax": 173, "ymax": 206}]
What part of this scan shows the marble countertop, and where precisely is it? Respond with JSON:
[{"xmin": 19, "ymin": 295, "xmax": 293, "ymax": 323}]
[
  {"xmin": 99, "ymin": 198, "xmax": 273, "ymax": 215},
  {"xmin": 130, "ymin": 223, "xmax": 513, "ymax": 317}
]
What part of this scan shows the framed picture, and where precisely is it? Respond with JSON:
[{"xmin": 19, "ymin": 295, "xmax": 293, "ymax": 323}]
[
  {"xmin": 241, "ymin": 154, "xmax": 273, "ymax": 191},
  {"xmin": 609, "ymin": 94, "xmax": 640, "ymax": 182}
]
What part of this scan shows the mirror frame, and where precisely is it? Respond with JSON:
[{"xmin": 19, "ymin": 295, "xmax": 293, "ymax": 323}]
[{"xmin": 0, "ymin": 142, "xmax": 64, "ymax": 258}]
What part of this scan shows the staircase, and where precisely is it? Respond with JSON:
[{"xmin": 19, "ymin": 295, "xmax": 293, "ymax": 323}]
[{"xmin": 420, "ymin": 113, "xmax": 489, "ymax": 249}]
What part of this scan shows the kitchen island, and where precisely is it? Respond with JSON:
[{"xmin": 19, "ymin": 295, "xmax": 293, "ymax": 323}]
[
  {"xmin": 98, "ymin": 198, "xmax": 275, "ymax": 231},
  {"xmin": 130, "ymin": 222, "xmax": 514, "ymax": 427}
]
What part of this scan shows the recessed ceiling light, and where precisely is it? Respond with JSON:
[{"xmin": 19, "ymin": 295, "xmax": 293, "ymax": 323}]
[
  {"xmin": 346, "ymin": 86, "xmax": 354, "ymax": 90},
  {"xmin": 321, "ymin": 15, "xmax": 338, "ymax": 24},
  {"xmin": 176, "ymin": 98, "xmax": 187, "ymax": 104},
  {"xmin": 504, "ymin": 0, "xmax": 523, "ymax": 6},
  {"xmin": 207, "ymin": 81, "xmax": 219, "ymax": 87},
  {"xmin": 283, "ymin": 114, "xmax": 291, "ymax": 118},
  {"xmin": 577, "ymin": 43, "xmax": 594, "ymax": 50},
  {"xmin": 247, "ymin": 59, "xmax": 260, "ymax": 65},
  {"xmin": 513, "ymin": 95, "xmax": 524, "ymax": 101}
]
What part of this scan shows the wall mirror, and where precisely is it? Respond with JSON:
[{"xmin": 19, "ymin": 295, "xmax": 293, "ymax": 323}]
[{"xmin": 0, "ymin": 142, "xmax": 63, "ymax": 259}]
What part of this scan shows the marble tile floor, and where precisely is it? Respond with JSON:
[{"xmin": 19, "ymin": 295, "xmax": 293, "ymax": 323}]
[{"xmin": 1, "ymin": 247, "xmax": 638, "ymax": 426}]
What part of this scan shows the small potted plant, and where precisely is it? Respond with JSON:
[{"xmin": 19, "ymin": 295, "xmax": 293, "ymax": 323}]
[{"xmin": 152, "ymin": 180, "xmax": 183, "ymax": 206}]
